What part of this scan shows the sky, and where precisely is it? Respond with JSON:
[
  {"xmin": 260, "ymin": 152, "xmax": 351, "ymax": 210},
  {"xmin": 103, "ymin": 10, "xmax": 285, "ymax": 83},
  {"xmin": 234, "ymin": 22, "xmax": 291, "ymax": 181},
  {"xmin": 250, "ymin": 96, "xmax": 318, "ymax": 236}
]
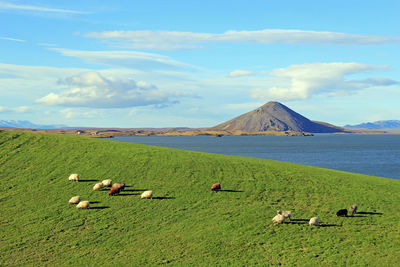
[{"xmin": 0, "ymin": 0, "xmax": 399, "ymax": 128}]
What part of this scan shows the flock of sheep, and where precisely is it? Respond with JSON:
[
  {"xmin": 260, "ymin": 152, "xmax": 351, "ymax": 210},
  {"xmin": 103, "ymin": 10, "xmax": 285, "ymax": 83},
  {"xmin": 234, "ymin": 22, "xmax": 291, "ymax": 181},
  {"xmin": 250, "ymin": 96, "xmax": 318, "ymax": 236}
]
[
  {"xmin": 271, "ymin": 204, "xmax": 359, "ymax": 226},
  {"xmin": 68, "ymin": 176, "xmax": 359, "ymax": 227},
  {"xmin": 210, "ymin": 183, "xmax": 359, "ymax": 227},
  {"xmin": 67, "ymin": 173, "xmax": 153, "ymax": 209}
]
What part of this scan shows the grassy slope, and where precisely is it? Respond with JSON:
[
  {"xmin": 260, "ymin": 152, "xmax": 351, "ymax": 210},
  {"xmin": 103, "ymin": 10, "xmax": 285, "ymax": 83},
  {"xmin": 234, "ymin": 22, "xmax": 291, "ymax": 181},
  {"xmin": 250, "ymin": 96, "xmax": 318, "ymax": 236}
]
[{"xmin": 0, "ymin": 131, "xmax": 399, "ymax": 266}]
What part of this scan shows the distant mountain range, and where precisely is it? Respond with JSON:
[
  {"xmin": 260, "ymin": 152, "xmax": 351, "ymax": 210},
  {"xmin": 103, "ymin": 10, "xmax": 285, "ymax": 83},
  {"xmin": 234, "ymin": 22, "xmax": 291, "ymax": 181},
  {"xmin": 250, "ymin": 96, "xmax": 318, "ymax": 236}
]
[
  {"xmin": 0, "ymin": 120, "xmax": 67, "ymax": 129},
  {"xmin": 210, "ymin": 101, "xmax": 346, "ymax": 133},
  {"xmin": 344, "ymin": 120, "xmax": 400, "ymax": 130}
]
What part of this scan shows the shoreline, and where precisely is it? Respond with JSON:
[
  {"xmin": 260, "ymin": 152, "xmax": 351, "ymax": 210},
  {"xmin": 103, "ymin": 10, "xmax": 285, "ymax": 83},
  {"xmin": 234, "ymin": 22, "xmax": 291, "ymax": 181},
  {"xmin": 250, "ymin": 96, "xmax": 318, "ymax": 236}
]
[{"xmin": 1, "ymin": 127, "xmax": 400, "ymax": 137}]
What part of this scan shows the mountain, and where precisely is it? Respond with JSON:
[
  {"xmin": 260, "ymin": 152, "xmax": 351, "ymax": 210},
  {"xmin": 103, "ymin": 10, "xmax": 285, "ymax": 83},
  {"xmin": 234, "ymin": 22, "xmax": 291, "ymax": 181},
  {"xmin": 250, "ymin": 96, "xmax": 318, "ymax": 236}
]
[
  {"xmin": 344, "ymin": 120, "xmax": 400, "ymax": 130},
  {"xmin": 209, "ymin": 101, "xmax": 345, "ymax": 133},
  {"xmin": 0, "ymin": 120, "xmax": 67, "ymax": 129}
]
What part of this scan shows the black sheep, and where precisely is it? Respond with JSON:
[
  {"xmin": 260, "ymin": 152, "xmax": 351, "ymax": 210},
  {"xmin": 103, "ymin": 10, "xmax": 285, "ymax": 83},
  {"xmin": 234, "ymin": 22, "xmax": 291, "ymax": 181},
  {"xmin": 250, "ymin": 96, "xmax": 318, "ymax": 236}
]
[{"xmin": 336, "ymin": 209, "xmax": 348, "ymax": 217}]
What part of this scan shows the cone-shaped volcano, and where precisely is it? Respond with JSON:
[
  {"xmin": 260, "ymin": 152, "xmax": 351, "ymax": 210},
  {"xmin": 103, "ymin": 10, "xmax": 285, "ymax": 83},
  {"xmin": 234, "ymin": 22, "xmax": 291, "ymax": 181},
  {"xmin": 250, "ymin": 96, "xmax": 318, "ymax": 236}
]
[{"xmin": 209, "ymin": 101, "xmax": 344, "ymax": 133}]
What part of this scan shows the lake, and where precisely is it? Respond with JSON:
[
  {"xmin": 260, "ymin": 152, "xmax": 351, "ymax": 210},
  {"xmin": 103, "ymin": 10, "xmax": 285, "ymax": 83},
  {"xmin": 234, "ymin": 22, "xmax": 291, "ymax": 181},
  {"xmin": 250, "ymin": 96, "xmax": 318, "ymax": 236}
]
[{"xmin": 111, "ymin": 134, "xmax": 400, "ymax": 180}]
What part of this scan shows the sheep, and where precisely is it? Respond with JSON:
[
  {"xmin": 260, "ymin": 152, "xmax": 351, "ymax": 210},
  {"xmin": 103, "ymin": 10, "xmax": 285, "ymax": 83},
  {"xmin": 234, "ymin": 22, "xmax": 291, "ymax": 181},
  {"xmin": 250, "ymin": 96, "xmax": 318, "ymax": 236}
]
[
  {"xmin": 210, "ymin": 183, "xmax": 221, "ymax": 191},
  {"xmin": 112, "ymin": 182, "xmax": 125, "ymax": 191},
  {"xmin": 336, "ymin": 209, "xmax": 348, "ymax": 217},
  {"xmin": 277, "ymin": 210, "xmax": 292, "ymax": 221},
  {"xmin": 109, "ymin": 187, "xmax": 120, "ymax": 196},
  {"xmin": 93, "ymin": 182, "xmax": 104, "ymax": 191},
  {"xmin": 309, "ymin": 217, "xmax": 319, "ymax": 226},
  {"xmin": 272, "ymin": 214, "xmax": 285, "ymax": 224},
  {"xmin": 76, "ymin": 201, "xmax": 90, "ymax": 209},
  {"xmin": 68, "ymin": 173, "xmax": 79, "ymax": 182},
  {"xmin": 102, "ymin": 179, "xmax": 112, "ymax": 187},
  {"xmin": 349, "ymin": 204, "xmax": 358, "ymax": 216},
  {"xmin": 68, "ymin": 196, "xmax": 81, "ymax": 204},
  {"xmin": 141, "ymin": 190, "xmax": 153, "ymax": 199}
]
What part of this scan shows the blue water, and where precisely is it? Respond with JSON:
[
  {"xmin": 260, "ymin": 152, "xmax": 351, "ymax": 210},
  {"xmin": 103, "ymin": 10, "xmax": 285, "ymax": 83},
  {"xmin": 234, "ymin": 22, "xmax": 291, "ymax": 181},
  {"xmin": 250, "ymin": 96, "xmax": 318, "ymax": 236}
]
[{"xmin": 111, "ymin": 135, "xmax": 400, "ymax": 180}]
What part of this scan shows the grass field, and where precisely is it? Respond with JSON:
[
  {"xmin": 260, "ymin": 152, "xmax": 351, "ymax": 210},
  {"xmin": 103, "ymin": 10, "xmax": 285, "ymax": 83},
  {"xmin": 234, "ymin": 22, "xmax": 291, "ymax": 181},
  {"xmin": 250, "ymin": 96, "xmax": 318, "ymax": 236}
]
[{"xmin": 1, "ymin": 130, "xmax": 399, "ymax": 266}]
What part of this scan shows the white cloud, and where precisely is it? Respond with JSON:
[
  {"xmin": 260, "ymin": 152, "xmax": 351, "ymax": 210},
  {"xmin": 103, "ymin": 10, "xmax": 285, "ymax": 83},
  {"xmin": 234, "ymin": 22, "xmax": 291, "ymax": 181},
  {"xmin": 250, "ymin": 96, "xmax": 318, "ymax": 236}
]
[
  {"xmin": 229, "ymin": 70, "xmax": 254, "ymax": 78},
  {"xmin": 250, "ymin": 63, "xmax": 396, "ymax": 101},
  {"xmin": 0, "ymin": 105, "xmax": 31, "ymax": 113},
  {"xmin": 0, "ymin": 36, "xmax": 26, "ymax": 42},
  {"xmin": 59, "ymin": 108, "xmax": 98, "ymax": 119},
  {"xmin": 36, "ymin": 71, "xmax": 179, "ymax": 108},
  {"xmin": 52, "ymin": 48, "xmax": 196, "ymax": 70},
  {"xmin": 0, "ymin": 1, "xmax": 87, "ymax": 14},
  {"xmin": 85, "ymin": 29, "xmax": 400, "ymax": 50}
]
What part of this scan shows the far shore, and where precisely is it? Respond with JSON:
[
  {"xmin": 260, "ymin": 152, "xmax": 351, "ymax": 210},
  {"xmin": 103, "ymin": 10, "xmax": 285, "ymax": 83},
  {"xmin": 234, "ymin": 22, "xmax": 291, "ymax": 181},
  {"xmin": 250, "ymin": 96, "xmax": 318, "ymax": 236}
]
[{"xmin": 1, "ymin": 127, "xmax": 400, "ymax": 138}]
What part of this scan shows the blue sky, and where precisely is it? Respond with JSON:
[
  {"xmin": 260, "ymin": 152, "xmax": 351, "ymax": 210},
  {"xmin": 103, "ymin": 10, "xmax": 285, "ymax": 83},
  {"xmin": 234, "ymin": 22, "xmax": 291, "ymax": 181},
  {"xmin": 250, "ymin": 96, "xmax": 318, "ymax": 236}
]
[{"xmin": 1, "ymin": 0, "xmax": 399, "ymax": 127}]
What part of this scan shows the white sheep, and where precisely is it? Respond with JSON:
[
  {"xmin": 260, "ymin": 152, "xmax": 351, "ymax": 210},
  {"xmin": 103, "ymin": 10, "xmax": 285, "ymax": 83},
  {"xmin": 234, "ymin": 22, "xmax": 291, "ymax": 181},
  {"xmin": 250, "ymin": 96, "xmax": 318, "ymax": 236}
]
[
  {"xmin": 68, "ymin": 196, "xmax": 81, "ymax": 204},
  {"xmin": 76, "ymin": 201, "xmax": 90, "ymax": 209},
  {"xmin": 309, "ymin": 217, "xmax": 319, "ymax": 226},
  {"xmin": 272, "ymin": 214, "xmax": 285, "ymax": 224},
  {"xmin": 102, "ymin": 179, "xmax": 112, "ymax": 187},
  {"xmin": 68, "ymin": 173, "xmax": 79, "ymax": 181},
  {"xmin": 141, "ymin": 190, "xmax": 153, "ymax": 199},
  {"xmin": 93, "ymin": 182, "xmax": 104, "ymax": 191},
  {"xmin": 349, "ymin": 204, "xmax": 358, "ymax": 216},
  {"xmin": 277, "ymin": 210, "xmax": 292, "ymax": 220}
]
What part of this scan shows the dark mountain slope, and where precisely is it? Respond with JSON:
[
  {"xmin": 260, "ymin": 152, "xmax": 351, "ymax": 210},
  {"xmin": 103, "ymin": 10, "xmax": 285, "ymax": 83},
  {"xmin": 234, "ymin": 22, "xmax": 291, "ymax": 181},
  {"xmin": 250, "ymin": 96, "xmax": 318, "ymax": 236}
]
[{"xmin": 210, "ymin": 101, "xmax": 345, "ymax": 133}]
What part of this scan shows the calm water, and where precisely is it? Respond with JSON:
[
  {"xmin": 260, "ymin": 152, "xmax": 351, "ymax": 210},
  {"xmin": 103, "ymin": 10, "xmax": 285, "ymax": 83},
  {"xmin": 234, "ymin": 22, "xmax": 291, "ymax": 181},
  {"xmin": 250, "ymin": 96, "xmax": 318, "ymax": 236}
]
[{"xmin": 112, "ymin": 135, "xmax": 400, "ymax": 180}]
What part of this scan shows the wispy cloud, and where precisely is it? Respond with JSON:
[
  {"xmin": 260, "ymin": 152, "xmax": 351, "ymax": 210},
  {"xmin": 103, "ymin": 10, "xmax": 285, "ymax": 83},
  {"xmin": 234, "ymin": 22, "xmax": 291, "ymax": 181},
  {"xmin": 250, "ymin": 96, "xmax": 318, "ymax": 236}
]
[
  {"xmin": 51, "ymin": 48, "xmax": 197, "ymax": 71},
  {"xmin": 36, "ymin": 71, "xmax": 183, "ymax": 108},
  {"xmin": 0, "ymin": 105, "xmax": 31, "ymax": 113},
  {"xmin": 250, "ymin": 63, "xmax": 396, "ymax": 101},
  {"xmin": 0, "ymin": 36, "xmax": 26, "ymax": 42},
  {"xmin": 85, "ymin": 29, "xmax": 400, "ymax": 50},
  {"xmin": 0, "ymin": 1, "xmax": 88, "ymax": 14},
  {"xmin": 229, "ymin": 70, "xmax": 254, "ymax": 78}
]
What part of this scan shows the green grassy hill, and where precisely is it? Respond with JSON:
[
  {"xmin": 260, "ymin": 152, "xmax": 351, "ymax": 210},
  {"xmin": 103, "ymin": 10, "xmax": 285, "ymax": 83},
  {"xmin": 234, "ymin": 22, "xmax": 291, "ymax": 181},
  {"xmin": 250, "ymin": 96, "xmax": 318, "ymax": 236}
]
[{"xmin": 1, "ymin": 130, "xmax": 399, "ymax": 266}]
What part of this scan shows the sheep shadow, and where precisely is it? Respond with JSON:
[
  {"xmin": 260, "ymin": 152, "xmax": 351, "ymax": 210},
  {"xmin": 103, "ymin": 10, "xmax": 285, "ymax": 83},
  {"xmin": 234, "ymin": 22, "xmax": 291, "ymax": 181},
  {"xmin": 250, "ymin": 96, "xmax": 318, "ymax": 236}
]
[
  {"xmin": 152, "ymin": 196, "xmax": 175, "ymax": 200},
  {"xmin": 357, "ymin": 211, "xmax": 383, "ymax": 215},
  {"xmin": 115, "ymin": 193, "xmax": 140, "ymax": 196},
  {"xmin": 284, "ymin": 221, "xmax": 306, "ymax": 225},
  {"xmin": 344, "ymin": 215, "xmax": 367, "ymax": 218},
  {"xmin": 218, "ymin": 189, "xmax": 244, "ymax": 193},
  {"xmin": 89, "ymin": 201, "xmax": 101, "ymax": 204},
  {"xmin": 318, "ymin": 224, "xmax": 341, "ymax": 227},
  {"xmin": 123, "ymin": 189, "xmax": 148, "ymax": 192},
  {"xmin": 78, "ymin": 179, "xmax": 99, "ymax": 182},
  {"xmin": 89, "ymin": 206, "xmax": 110, "ymax": 210}
]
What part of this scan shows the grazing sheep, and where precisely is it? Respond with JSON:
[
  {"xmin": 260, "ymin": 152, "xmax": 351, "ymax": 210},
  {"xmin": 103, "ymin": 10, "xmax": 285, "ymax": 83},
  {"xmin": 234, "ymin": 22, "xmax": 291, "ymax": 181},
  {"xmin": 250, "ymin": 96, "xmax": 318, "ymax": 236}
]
[
  {"xmin": 112, "ymin": 182, "xmax": 125, "ymax": 191},
  {"xmin": 102, "ymin": 179, "xmax": 112, "ymax": 187},
  {"xmin": 76, "ymin": 201, "xmax": 90, "ymax": 209},
  {"xmin": 210, "ymin": 183, "xmax": 221, "ymax": 191},
  {"xmin": 336, "ymin": 209, "xmax": 348, "ymax": 217},
  {"xmin": 349, "ymin": 204, "xmax": 358, "ymax": 216},
  {"xmin": 93, "ymin": 182, "xmax": 104, "ymax": 191},
  {"xmin": 68, "ymin": 196, "xmax": 81, "ymax": 204},
  {"xmin": 277, "ymin": 210, "xmax": 292, "ymax": 220},
  {"xmin": 68, "ymin": 173, "xmax": 79, "ymax": 181},
  {"xmin": 109, "ymin": 187, "xmax": 120, "ymax": 196},
  {"xmin": 141, "ymin": 190, "xmax": 153, "ymax": 199},
  {"xmin": 309, "ymin": 217, "xmax": 319, "ymax": 226},
  {"xmin": 272, "ymin": 214, "xmax": 286, "ymax": 224}
]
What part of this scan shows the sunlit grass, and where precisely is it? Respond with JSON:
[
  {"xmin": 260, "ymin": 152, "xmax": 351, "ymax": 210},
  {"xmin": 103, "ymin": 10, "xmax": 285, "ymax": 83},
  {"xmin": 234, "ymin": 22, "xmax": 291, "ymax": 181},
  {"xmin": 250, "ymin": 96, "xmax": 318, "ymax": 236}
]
[{"xmin": 1, "ymin": 130, "xmax": 399, "ymax": 266}]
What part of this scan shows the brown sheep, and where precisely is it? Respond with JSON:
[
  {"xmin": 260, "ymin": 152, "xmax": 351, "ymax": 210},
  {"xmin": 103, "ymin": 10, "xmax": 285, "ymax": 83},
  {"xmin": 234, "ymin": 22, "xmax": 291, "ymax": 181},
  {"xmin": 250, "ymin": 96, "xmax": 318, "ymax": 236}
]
[
  {"xmin": 112, "ymin": 182, "xmax": 125, "ymax": 191},
  {"xmin": 210, "ymin": 183, "xmax": 221, "ymax": 191},
  {"xmin": 109, "ymin": 187, "xmax": 120, "ymax": 196}
]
